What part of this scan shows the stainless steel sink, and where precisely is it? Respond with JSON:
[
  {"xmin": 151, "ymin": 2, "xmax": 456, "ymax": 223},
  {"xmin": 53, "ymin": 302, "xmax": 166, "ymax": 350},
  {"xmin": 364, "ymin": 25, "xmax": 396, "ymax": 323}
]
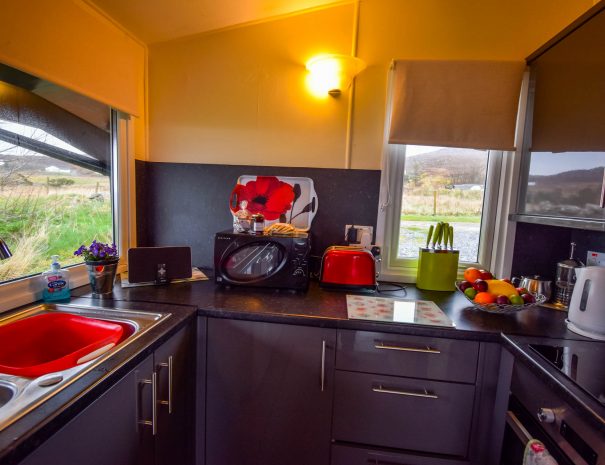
[
  {"xmin": 0, "ymin": 303, "xmax": 170, "ymax": 431},
  {"xmin": 0, "ymin": 382, "xmax": 15, "ymax": 409}
]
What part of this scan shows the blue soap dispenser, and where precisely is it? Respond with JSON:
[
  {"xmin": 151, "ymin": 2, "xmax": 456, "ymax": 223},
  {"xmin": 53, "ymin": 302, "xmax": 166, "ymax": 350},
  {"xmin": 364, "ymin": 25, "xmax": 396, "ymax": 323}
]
[{"xmin": 41, "ymin": 255, "xmax": 71, "ymax": 302}]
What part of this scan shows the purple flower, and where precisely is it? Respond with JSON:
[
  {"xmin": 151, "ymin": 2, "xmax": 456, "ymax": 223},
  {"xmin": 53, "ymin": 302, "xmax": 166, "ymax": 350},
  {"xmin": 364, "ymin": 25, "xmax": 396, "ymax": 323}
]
[{"xmin": 74, "ymin": 240, "xmax": 119, "ymax": 262}]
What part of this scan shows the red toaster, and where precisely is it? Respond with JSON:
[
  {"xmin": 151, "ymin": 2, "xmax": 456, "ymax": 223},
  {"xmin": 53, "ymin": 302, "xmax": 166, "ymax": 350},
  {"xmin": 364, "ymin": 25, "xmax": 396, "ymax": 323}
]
[{"xmin": 319, "ymin": 246, "xmax": 377, "ymax": 291}]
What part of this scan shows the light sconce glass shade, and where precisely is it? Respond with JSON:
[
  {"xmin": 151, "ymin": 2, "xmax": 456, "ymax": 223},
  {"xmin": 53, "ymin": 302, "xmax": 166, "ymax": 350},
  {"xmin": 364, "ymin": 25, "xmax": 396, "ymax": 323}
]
[
  {"xmin": 306, "ymin": 54, "xmax": 366, "ymax": 97},
  {"xmin": 0, "ymin": 239, "xmax": 12, "ymax": 260}
]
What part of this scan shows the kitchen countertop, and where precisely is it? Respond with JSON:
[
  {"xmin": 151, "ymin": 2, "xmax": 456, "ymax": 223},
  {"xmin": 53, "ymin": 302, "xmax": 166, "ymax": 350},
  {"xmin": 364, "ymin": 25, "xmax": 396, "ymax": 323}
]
[
  {"xmin": 73, "ymin": 278, "xmax": 589, "ymax": 343},
  {"xmin": 0, "ymin": 298, "xmax": 198, "ymax": 465},
  {"xmin": 3, "ymin": 277, "xmax": 598, "ymax": 464}
]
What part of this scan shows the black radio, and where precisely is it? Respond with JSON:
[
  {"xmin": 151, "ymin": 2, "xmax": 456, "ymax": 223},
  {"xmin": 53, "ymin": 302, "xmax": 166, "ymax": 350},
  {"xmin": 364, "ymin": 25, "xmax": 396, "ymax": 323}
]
[{"xmin": 214, "ymin": 230, "xmax": 310, "ymax": 291}]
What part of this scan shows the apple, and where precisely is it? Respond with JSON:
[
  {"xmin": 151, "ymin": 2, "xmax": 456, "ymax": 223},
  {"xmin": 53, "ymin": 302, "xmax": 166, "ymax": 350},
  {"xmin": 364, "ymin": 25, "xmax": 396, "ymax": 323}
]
[
  {"xmin": 479, "ymin": 269, "xmax": 494, "ymax": 280},
  {"xmin": 509, "ymin": 294, "xmax": 525, "ymax": 305},
  {"xmin": 496, "ymin": 295, "xmax": 510, "ymax": 305},
  {"xmin": 521, "ymin": 293, "xmax": 536, "ymax": 304},
  {"xmin": 464, "ymin": 287, "xmax": 478, "ymax": 299},
  {"xmin": 473, "ymin": 279, "xmax": 488, "ymax": 292},
  {"xmin": 516, "ymin": 287, "xmax": 529, "ymax": 295},
  {"xmin": 458, "ymin": 281, "xmax": 473, "ymax": 292}
]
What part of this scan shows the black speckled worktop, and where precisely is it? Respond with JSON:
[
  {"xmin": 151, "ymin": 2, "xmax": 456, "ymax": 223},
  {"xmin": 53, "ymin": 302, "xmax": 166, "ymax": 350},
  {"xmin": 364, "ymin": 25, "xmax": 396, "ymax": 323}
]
[
  {"xmin": 0, "ymin": 298, "xmax": 197, "ymax": 465},
  {"xmin": 4, "ymin": 277, "xmax": 600, "ymax": 464},
  {"xmin": 74, "ymin": 278, "xmax": 587, "ymax": 342}
]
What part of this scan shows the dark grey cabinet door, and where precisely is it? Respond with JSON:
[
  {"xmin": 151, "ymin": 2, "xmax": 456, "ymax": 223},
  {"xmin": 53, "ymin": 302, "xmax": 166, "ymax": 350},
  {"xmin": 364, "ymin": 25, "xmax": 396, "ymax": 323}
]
[
  {"xmin": 19, "ymin": 354, "xmax": 155, "ymax": 465},
  {"xmin": 206, "ymin": 318, "xmax": 335, "ymax": 465},
  {"xmin": 155, "ymin": 325, "xmax": 195, "ymax": 465}
]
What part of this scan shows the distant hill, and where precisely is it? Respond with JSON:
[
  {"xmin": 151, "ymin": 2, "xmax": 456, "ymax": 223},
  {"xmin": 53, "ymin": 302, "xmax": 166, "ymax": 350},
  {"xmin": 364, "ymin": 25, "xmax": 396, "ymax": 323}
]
[
  {"xmin": 405, "ymin": 148, "xmax": 487, "ymax": 185},
  {"xmin": 529, "ymin": 167, "xmax": 604, "ymax": 184},
  {"xmin": 0, "ymin": 154, "xmax": 93, "ymax": 176}
]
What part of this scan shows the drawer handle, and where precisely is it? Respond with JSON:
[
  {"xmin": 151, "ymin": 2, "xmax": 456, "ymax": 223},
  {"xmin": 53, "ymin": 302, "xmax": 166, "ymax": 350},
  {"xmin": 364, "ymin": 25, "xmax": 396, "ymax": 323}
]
[
  {"xmin": 320, "ymin": 340, "xmax": 326, "ymax": 392},
  {"xmin": 372, "ymin": 384, "xmax": 438, "ymax": 399},
  {"xmin": 505, "ymin": 411, "xmax": 532, "ymax": 445},
  {"xmin": 374, "ymin": 341, "xmax": 441, "ymax": 354},
  {"xmin": 158, "ymin": 355, "xmax": 173, "ymax": 414},
  {"xmin": 139, "ymin": 372, "xmax": 157, "ymax": 435}
]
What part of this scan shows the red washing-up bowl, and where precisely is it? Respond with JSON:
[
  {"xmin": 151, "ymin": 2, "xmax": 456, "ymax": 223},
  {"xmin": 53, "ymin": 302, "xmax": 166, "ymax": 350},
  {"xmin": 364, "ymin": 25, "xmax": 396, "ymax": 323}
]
[{"xmin": 0, "ymin": 313, "xmax": 124, "ymax": 378}]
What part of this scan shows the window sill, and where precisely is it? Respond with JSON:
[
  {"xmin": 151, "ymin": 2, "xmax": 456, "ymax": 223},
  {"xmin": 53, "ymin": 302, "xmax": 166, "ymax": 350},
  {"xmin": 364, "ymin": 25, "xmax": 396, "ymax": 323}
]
[{"xmin": 0, "ymin": 264, "xmax": 90, "ymax": 313}]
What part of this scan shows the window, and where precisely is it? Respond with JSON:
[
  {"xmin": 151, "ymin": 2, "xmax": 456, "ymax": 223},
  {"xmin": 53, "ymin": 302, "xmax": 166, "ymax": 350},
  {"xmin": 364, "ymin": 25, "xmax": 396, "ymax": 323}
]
[
  {"xmin": 0, "ymin": 64, "xmax": 114, "ymax": 284},
  {"xmin": 379, "ymin": 60, "xmax": 526, "ymax": 282},
  {"xmin": 379, "ymin": 144, "xmax": 503, "ymax": 281}
]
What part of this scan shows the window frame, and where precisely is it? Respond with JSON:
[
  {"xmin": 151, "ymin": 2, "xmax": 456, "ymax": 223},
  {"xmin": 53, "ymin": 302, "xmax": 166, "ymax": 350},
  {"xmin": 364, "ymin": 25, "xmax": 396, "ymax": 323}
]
[
  {"xmin": 376, "ymin": 71, "xmax": 531, "ymax": 283},
  {"xmin": 0, "ymin": 110, "xmax": 135, "ymax": 312},
  {"xmin": 376, "ymin": 144, "xmax": 503, "ymax": 282}
]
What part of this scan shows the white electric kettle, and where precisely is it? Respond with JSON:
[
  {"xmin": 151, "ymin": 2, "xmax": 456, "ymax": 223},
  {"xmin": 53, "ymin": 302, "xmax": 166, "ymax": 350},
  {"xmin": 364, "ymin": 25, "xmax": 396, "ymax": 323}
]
[{"xmin": 567, "ymin": 266, "xmax": 605, "ymax": 340}]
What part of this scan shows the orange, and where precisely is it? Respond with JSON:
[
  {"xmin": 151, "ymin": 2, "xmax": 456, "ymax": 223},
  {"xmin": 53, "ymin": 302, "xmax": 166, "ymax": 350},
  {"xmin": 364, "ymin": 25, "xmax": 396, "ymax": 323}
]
[
  {"xmin": 474, "ymin": 292, "xmax": 497, "ymax": 304},
  {"xmin": 464, "ymin": 267, "xmax": 482, "ymax": 283}
]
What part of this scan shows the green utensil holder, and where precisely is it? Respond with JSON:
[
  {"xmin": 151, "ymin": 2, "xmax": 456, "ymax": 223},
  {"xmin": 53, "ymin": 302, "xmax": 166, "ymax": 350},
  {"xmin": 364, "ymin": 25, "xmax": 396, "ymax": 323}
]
[{"xmin": 416, "ymin": 248, "xmax": 459, "ymax": 291}]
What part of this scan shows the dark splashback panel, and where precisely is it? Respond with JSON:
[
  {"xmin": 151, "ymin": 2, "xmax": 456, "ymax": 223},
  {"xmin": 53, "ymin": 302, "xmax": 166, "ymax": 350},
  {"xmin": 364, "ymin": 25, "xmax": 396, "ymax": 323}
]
[
  {"xmin": 511, "ymin": 222, "xmax": 605, "ymax": 280},
  {"xmin": 135, "ymin": 160, "xmax": 381, "ymax": 269}
]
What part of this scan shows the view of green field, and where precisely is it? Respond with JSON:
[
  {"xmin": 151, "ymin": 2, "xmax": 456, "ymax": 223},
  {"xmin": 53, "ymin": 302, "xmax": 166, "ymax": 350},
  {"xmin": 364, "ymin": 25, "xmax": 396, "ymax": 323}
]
[
  {"xmin": 397, "ymin": 147, "xmax": 487, "ymax": 263},
  {"xmin": 0, "ymin": 161, "xmax": 112, "ymax": 282}
]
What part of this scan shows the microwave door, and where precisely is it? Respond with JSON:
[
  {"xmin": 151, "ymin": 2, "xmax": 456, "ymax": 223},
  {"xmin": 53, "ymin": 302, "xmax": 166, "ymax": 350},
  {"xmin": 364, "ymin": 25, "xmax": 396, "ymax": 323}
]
[
  {"xmin": 232, "ymin": 243, "xmax": 271, "ymax": 275},
  {"xmin": 225, "ymin": 243, "xmax": 284, "ymax": 282}
]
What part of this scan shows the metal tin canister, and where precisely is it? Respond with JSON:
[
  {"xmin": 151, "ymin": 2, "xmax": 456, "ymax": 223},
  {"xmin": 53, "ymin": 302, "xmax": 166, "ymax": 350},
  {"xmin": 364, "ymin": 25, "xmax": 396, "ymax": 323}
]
[{"xmin": 251, "ymin": 213, "xmax": 265, "ymax": 234}]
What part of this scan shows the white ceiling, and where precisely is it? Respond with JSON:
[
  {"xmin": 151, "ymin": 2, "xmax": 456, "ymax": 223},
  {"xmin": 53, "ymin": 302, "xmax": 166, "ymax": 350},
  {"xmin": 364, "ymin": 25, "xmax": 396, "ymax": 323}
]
[{"xmin": 90, "ymin": 0, "xmax": 347, "ymax": 44}]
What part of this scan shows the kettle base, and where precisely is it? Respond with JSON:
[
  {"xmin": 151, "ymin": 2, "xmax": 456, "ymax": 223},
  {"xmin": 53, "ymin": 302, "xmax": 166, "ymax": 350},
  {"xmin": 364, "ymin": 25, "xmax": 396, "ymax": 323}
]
[{"xmin": 566, "ymin": 319, "xmax": 605, "ymax": 341}]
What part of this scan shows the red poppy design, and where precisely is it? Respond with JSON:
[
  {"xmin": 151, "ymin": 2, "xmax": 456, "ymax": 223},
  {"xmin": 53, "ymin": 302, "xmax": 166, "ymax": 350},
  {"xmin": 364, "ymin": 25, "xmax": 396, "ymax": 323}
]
[{"xmin": 231, "ymin": 176, "xmax": 295, "ymax": 221}]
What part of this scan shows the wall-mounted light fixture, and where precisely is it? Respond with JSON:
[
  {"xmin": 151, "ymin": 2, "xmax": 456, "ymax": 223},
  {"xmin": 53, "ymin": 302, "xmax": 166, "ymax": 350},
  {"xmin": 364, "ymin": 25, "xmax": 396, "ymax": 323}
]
[
  {"xmin": 0, "ymin": 239, "xmax": 12, "ymax": 260},
  {"xmin": 306, "ymin": 54, "xmax": 366, "ymax": 98}
]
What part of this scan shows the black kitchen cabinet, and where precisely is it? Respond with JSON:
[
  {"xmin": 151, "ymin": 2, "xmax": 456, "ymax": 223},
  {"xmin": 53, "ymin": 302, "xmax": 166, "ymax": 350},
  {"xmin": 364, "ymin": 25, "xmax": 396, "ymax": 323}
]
[
  {"xmin": 332, "ymin": 329, "xmax": 502, "ymax": 465},
  {"xmin": 155, "ymin": 324, "xmax": 196, "ymax": 465},
  {"xmin": 19, "ymin": 324, "xmax": 194, "ymax": 465},
  {"xmin": 205, "ymin": 318, "xmax": 335, "ymax": 465}
]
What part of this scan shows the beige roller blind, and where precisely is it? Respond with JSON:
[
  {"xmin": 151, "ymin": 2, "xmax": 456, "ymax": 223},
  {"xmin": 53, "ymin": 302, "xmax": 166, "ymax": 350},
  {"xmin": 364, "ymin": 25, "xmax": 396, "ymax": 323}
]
[
  {"xmin": 388, "ymin": 60, "xmax": 525, "ymax": 151},
  {"xmin": 0, "ymin": 0, "xmax": 144, "ymax": 117},
  {"xmin": 530, "ymin": 9, "xmax": 605, "ymax": 152}
]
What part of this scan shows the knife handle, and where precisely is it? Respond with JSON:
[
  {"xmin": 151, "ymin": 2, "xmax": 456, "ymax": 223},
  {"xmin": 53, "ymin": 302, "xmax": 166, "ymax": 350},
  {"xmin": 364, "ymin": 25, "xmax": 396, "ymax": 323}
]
[
  {"xmin": 442, "ymin": 223, "xmax": 449, "ymax": 249},
  {"xmin": 432, "ymin": 223, "xmax": 442, "ymax": 248},
  {"xmin": 436, "ymin": 222, "xmax": 445, "ymax": 248},
  {"xmin": 425, "ymin": 225, "xmax": 434, "ymax": 248}
]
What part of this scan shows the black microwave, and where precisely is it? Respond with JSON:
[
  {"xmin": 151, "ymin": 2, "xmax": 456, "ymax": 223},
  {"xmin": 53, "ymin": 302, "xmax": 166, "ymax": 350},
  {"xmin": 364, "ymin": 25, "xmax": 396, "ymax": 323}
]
[{"xmin": 214, "ymin": 231, "xmax": 310, "ymax": 291}]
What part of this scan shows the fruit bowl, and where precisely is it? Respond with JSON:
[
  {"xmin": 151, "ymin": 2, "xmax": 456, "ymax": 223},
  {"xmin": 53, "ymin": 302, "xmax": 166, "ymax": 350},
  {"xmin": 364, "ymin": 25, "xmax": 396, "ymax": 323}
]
[{"xmin": 455, "ymin": 281, "xmax": 547, "ymax": 314}]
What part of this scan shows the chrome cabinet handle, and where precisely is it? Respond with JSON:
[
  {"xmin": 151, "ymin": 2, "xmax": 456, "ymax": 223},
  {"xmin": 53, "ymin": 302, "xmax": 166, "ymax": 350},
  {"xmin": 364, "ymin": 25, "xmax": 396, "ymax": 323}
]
[
  {"xmin": 600, "ymin": 167, "xmax": 605, "ymax": 208},
  {"xmin": 372, "ymin": 384, "xmax": 438, "ymax": 399},
  {"xmin": 320, "ymin": 340, "xmax": 326, "ymax": 392},
  {"xmin": 374, "ymin": 341, "xmax": 441, "ymax": 354},
  {"xmin": 506, "ymin": 411, "xmax": 532, "ymax": 446},
  {"xmin": 140, "ymin": 372, "xmax": 157, "ymax": 435},
  {"xmin": 158, "ymin": 356, "xmax": 173, "ymax": 414}
]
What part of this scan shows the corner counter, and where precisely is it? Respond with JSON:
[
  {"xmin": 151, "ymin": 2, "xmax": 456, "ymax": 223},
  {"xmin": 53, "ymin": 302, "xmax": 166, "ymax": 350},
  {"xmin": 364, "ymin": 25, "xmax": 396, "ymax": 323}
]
[{"xmin": 73, "ymin": 279, "xmax": 581, "ymax": 342}]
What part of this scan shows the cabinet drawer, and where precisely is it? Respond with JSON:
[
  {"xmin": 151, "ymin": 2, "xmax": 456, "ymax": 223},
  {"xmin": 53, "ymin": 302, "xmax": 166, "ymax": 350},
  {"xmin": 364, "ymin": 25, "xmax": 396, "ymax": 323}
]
[
  {"xmin": 337, "ymin": 330, "xmax": 479, "ymax": 383},
  {"xmin": 333, "ymin": 370, "xmax": 475, "ymax": 457},
  {"xmin": 331, "ymin": 444, "xmax": 470, "ymax": 465}
]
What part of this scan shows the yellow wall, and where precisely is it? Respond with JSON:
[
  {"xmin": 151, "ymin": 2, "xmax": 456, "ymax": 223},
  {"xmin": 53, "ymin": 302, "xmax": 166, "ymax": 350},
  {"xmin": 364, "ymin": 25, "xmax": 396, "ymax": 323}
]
[
  {"xmin": 0, "ymin": 0, "xmax": 147, "ymax": 159},
  {"xmin": 149, "ymin": 5, "xmax": 354, "ymax": 168},
  {"xmin": 148, "ymin": 0, "xmax": 593, "ymax": 169}
]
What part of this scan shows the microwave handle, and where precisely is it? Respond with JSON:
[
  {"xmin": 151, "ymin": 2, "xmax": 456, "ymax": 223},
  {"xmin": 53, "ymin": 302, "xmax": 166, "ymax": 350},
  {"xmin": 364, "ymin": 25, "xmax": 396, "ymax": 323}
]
[{"xmin": 506, "ymin": 410, "xmax": 533, "ymax": 446}]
